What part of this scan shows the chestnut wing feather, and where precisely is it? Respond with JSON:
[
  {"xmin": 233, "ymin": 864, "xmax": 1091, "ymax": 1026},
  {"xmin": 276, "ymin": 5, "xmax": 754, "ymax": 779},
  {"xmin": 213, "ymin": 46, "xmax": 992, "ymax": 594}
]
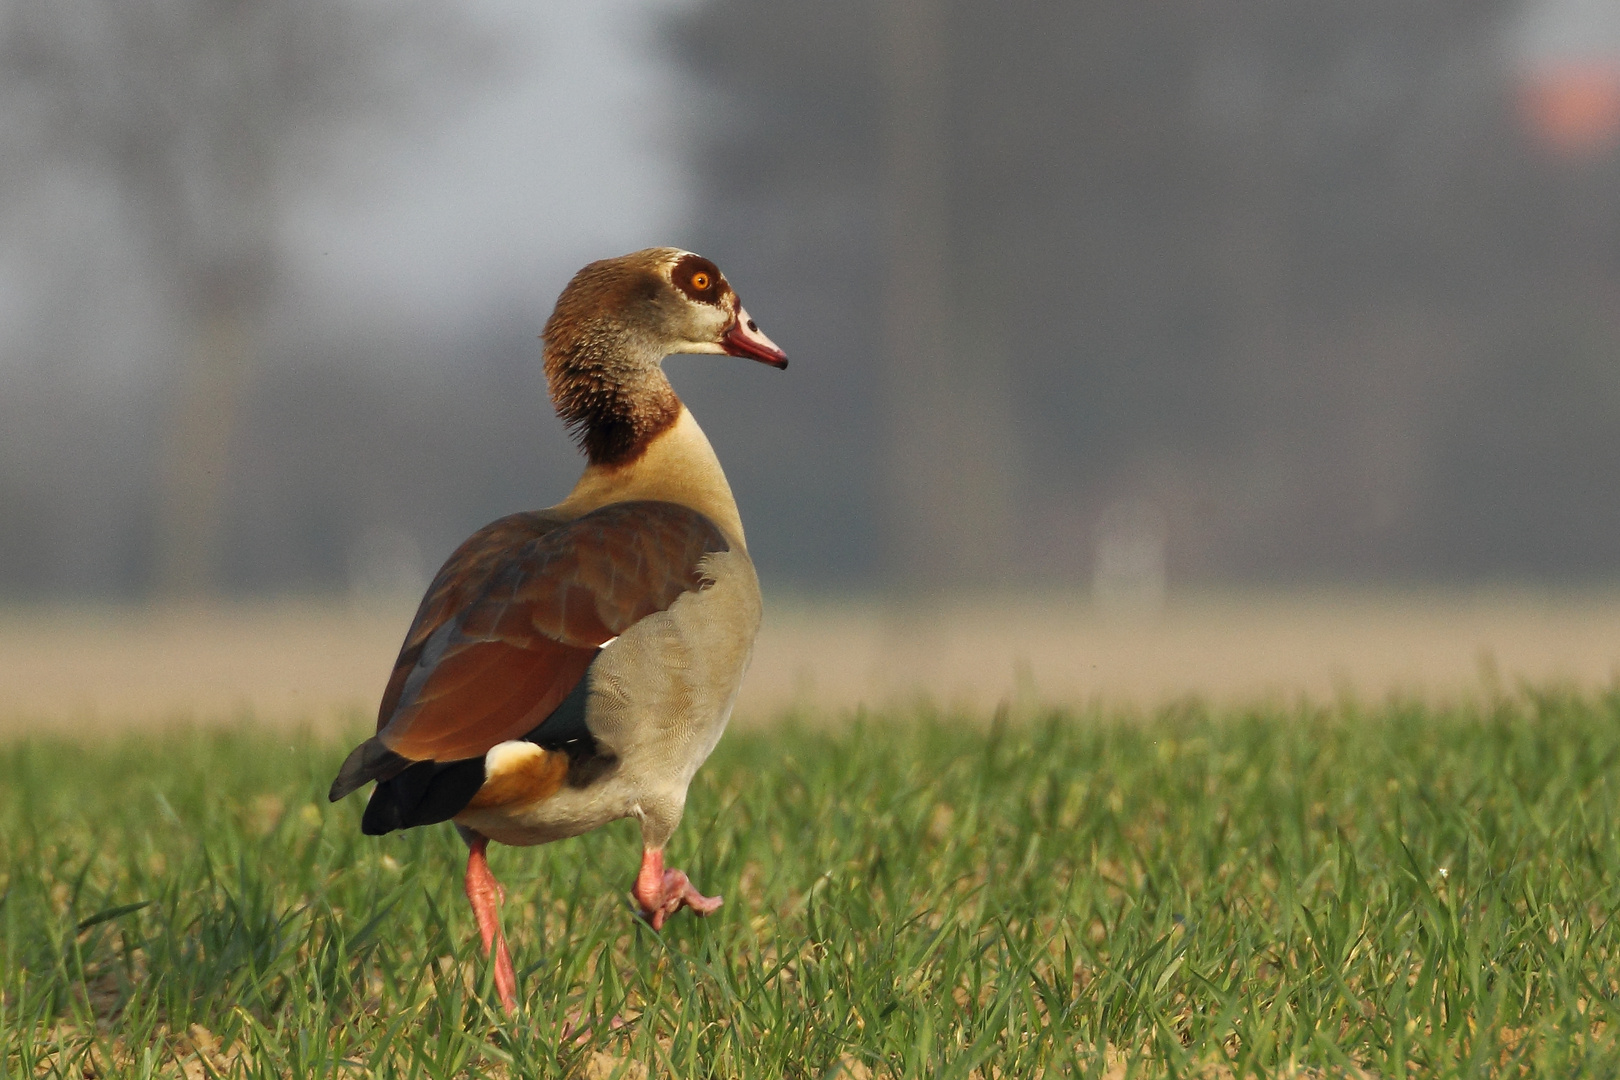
[{"xmin": 375, "ymin": 501, "xmax": 728, "ymax": 764}]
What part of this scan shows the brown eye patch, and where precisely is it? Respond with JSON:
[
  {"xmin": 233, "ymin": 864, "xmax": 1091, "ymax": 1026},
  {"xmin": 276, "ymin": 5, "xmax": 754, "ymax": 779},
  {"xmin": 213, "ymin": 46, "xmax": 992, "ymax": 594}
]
[{"xmin": 671, "ymin": 253, "xmax": 725, "ymax": 304}]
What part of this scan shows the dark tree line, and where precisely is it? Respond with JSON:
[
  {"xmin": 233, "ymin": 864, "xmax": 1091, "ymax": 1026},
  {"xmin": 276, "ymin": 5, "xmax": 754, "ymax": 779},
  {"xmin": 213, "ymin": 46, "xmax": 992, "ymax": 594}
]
[
  {"xmin": 1, "ymin": 0, "xmax": 1618, "ymax": 599},
  {"xmin": 669, "ymin": 0, "xmax": 1620, "ymax": 587}
]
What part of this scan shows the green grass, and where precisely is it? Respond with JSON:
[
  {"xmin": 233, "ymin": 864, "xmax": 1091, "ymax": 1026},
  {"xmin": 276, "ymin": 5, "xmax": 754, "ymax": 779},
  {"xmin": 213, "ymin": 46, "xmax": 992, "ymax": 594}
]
[{"xmin": 3, "ymin": 692, "xmax": 1620, "ymax": 1078}]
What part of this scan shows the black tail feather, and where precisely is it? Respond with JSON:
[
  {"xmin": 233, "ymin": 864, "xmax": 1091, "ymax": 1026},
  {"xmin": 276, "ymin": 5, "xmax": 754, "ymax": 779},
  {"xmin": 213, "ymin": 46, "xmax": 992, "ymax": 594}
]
[
  {"xmin": 329, "ymin": 737, "xmax": 412, "ymax": 802},
  {"xmin": 360, "ymin": 758, "xmax": 487, "ymax": 835}
]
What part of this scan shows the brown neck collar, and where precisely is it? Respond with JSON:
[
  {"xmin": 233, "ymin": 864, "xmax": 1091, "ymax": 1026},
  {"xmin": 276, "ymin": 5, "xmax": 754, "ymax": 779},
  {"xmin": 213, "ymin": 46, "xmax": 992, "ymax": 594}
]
[{"xmin": 544, "ymin": 333, "xmax": 681, "ymax": 468}]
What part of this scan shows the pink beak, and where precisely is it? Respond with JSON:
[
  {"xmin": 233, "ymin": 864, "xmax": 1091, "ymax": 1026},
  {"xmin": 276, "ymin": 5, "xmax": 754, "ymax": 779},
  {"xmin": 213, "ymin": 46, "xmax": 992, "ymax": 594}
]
[{"xmin": 721, "ymin": 306, "xmax": 789, "ymax": 369}]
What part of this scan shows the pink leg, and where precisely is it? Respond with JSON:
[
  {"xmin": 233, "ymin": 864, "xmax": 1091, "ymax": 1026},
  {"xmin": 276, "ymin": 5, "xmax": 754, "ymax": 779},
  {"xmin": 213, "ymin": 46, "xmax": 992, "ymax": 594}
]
[
  {"xmin": 464, "ymin": 833, "xmax": 519, "ymax": 1014},
  {"xmin": 632, "ymin": 847, "xmax": 723, "ymax": 931}
]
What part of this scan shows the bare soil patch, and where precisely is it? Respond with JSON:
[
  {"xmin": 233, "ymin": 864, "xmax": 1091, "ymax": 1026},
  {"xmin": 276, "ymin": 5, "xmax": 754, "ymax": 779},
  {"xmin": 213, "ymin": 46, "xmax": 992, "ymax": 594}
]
[{"xmin": 3, "ymin": 588, "xmax": 1619, "ymax": 732}]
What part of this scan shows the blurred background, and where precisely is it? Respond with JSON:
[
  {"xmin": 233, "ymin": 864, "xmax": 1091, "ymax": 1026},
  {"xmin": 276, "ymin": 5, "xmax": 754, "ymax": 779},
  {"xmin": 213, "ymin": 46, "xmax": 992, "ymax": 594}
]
[{"xmin": 3, "ymin": 0, "xmax": 1620, "ymax": 718}]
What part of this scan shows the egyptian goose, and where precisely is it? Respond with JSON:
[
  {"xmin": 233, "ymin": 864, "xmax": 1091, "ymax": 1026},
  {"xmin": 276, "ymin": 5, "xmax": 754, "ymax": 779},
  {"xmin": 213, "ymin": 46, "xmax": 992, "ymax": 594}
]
[{"xmin": 328, "ymin": 248, "xmax": 786, "ymax": 1014}]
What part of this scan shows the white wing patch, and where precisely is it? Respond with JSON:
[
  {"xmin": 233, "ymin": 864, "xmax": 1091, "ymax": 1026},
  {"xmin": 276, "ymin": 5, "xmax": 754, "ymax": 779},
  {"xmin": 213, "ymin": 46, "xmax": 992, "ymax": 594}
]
[{"xmin": 484, "ymin": 740, "xmax": 543, "ymax": 778}]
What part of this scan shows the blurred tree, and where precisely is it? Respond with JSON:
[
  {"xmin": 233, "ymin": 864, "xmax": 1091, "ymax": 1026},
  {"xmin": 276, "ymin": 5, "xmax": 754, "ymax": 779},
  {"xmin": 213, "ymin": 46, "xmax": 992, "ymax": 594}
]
[
  {"xmin": 0, "ymin": 0, "xmax": 484, "ymax": 596},
  {"xmin": 880, "ymin": 0, "xmax": 1017, "ymax": 587}
]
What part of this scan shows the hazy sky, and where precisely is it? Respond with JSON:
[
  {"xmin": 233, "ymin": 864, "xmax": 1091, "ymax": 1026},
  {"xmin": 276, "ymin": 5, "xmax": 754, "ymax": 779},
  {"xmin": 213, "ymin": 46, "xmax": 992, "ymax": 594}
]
[
  {"xmin": 283, "ymin": 0, "xmax": 1620, "ymax": 338},
  {"xmin": 7, "ymin": 0, "xmax": 1612, "ymax": 377},
  {"xmin": 284, "ymin": 0, "xmax": 1618, "ymax": 358},
  {"xmin": 284, "ymin": 0, "xmax": 696, "ymax": 346},
  {"xmin": 1517, "ymin": 0, "xmax": 1620, "ymax": 62}
]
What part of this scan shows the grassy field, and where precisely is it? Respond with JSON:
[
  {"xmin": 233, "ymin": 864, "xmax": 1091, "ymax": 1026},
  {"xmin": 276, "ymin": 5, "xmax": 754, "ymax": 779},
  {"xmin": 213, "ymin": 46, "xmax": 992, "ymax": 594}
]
[{"xmin": 2, "ymin": 694, "xmax": 1619, "ymax": 1077}]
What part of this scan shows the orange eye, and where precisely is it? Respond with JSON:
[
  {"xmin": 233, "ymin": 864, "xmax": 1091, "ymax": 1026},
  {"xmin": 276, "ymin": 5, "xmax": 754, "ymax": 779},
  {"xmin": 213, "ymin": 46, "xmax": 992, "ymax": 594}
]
[{"xmin": 691, "ymin": 272, "xmax": 711, "ymax": 290}]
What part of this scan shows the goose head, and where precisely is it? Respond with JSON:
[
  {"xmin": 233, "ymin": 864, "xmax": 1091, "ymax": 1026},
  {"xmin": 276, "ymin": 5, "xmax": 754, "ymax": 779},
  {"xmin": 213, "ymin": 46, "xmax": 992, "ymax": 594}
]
[{"xmin": 542, "ymin": 248, "xmax": 787, "ymax": 465}]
